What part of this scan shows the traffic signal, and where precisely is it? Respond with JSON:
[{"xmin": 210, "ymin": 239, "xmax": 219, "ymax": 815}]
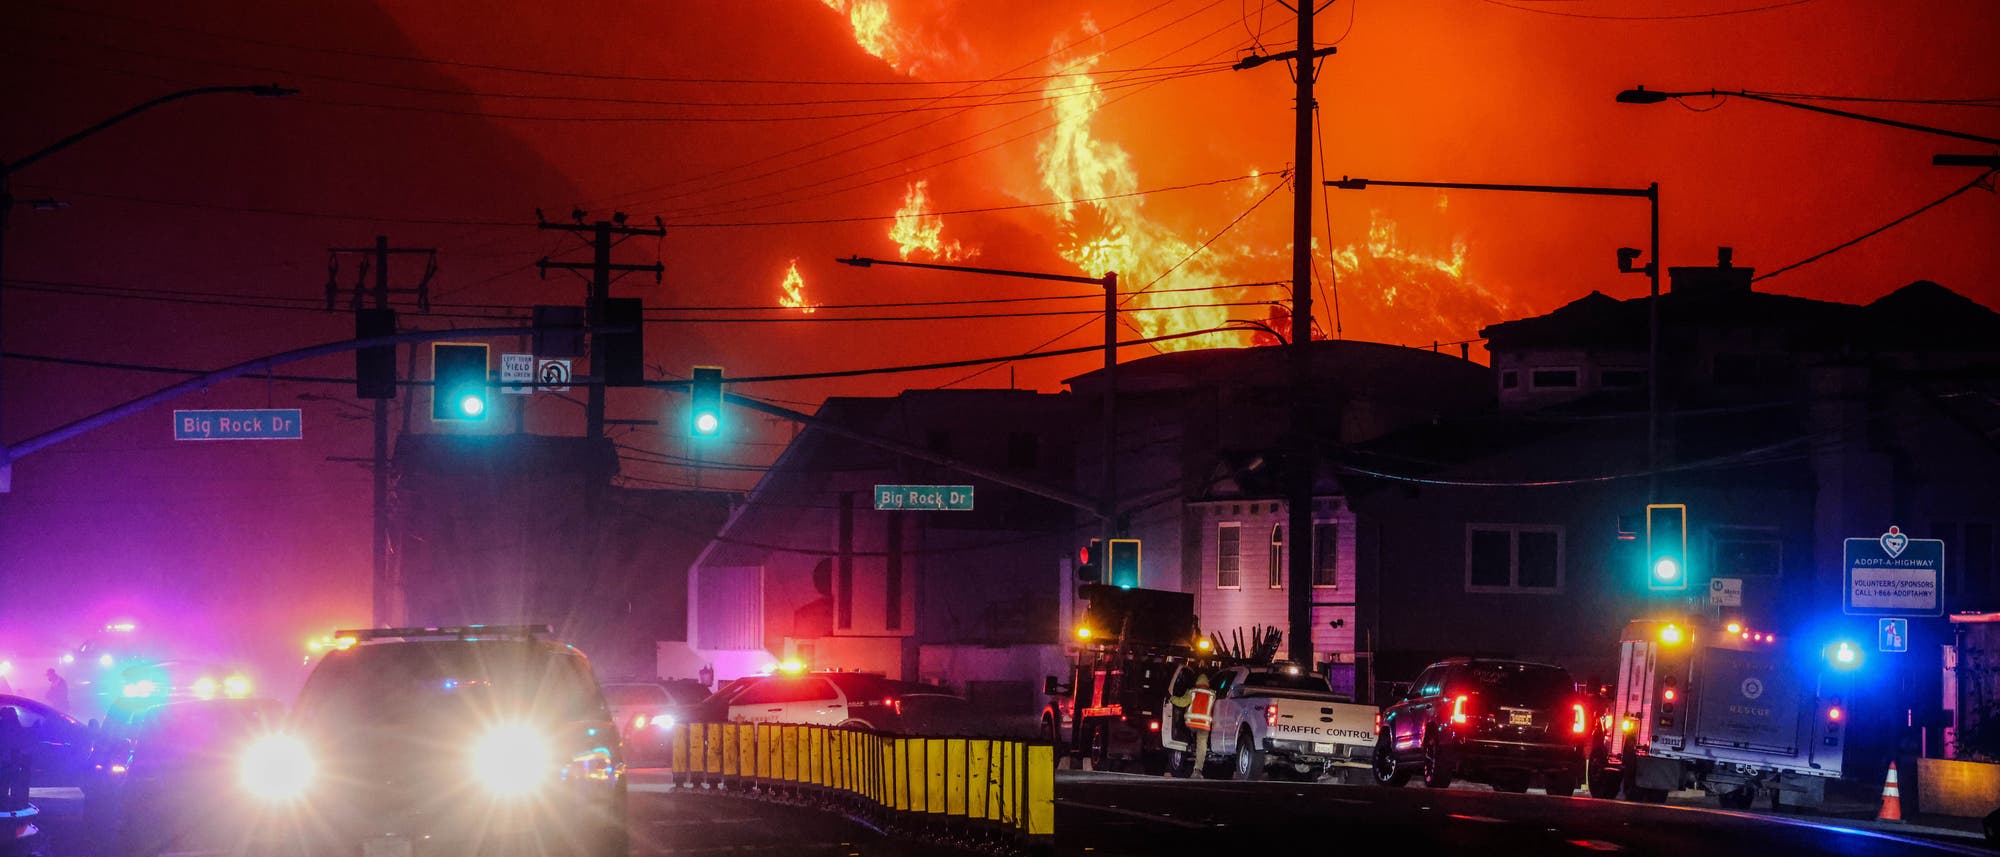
[
  {"xmin": 1108, "ymin": 538, "xmax": 1141, "ymax": 589},
  {"xmin": 355, "ymin": 308, "xmax": 396, "ymax": 399},
  {"xmin": 1076, "ymin": 539, "xmax": 1103, "ymax": 584},
  {"xmin": 690, "ymin": 366, "xmax": 723, "ymax": 438},
  {"xmin": 1645, "ymin": 503, "xmax": 1688, "ymax": 591},
  {"xmin": 432, "ymin": 343, "xmax": 490, "ymax": 421},
  {"xmin": 601, "ymin": 297, "xmax": 644, "ymax": 387}
]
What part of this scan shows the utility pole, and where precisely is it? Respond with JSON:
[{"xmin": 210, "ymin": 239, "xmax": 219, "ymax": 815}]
[
  {"xmin": 327, "ymin": 236, "xmax": 436, "ymax": 628},
  {"xmin": 535, "ymin": 212, "xmax": 665, "ymax": 440},
  {"xmin": 1237, "ymin": 2, "xmax": 1337, "ymax": 666}
]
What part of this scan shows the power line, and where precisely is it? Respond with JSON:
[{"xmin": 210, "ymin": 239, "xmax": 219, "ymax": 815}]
[
  {"xmin": 1744, "ymin": 89, "xmax": 2000, "ymax": 108},
  {"xmin": 1478, "ymin": 0, "xmax": 1818, "ymax": 21},
  {"xmin": 1753, "ymin": 168, "xmax": 1996, "ymax": 284},
  {"xmin": 29, "ymin": 0, "xmax": 1215, "ymax": 89}
]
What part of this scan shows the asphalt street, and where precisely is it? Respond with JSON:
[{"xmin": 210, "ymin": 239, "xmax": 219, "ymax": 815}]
[
  {"xmin": 1053, "ymin": 770, "xmax": 1994, "ymax": 856},
  {"xmin": 25, "ymin": 773, "xmax": 1995, "ymax": 856}
]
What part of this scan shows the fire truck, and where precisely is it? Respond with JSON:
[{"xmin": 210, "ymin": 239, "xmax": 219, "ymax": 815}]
[
  {"xmin": 1589, "ymin": 618, "xmax": 1848, "ymax": 809},
  {"xmin": 1041, "ymin": 585, "xmax": 1203, "ymax": 772}
]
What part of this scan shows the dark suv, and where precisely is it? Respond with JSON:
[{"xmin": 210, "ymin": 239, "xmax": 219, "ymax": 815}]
[
  {"xmin": 244, "ymin": 625, "xmax": 626, "ymax": 856},
  {"xmin": 1373, "ymin": 659, "xmax": 1589, "ymax": 795}
]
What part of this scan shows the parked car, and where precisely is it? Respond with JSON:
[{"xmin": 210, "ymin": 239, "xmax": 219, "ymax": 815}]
[
  {"xmin": 600, "ymin": 681, "xmax": 708, "ymax": 764},
  {"xmin": 243, "ymin": 625, "xmax": 626, "ymax": 856},
  {"xmin": 1373, "ymin": 658, "xmax": 1590, "ymax": 795},
  {"xmin": 0, "ymin": 695, "xmax": 95, "ymax": 790},
  {"xmin": 684, "ymin": 671, "xmax": 970, "ymax": 734},
  {"xmin": 92, "ymin": 697, "xmax": 286, "ymax": 856}
]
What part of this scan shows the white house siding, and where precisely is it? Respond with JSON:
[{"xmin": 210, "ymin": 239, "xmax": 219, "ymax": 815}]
[{"xmin": 1192, "ymin": 498, "xmax": 1356, "ymax": 660}]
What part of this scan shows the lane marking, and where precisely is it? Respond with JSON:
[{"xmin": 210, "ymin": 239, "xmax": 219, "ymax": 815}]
[{"xmin": 1058, "ymin": 799, "xmax": 1211, "ymax": 829}]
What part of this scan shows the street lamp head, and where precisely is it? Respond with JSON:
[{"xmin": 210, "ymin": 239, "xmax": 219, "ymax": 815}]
[
  {"xmin": 835, "ymin": 255, "xmax": 873, "ymax": 268},
  {"xmin": 1616, "ymin": 86, "xmax": 1671, "ymax": 105},
  {"xmin": 1326, "ymin": 176, "xmax": 1369, "ymax": 190}
]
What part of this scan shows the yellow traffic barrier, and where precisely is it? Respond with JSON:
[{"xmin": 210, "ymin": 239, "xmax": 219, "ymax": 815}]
[
  {"xmin": 891, "ymin": 736, "xmax": 908, "ymax": 812},
  {"xmin": 946, "ymin": 738, "xmax": 968, "ymax": 817},
  {"xmin": 722, "ymin": 723, "xmax": 741, "ymax": 778},
  {"xmin": 705, "ymin": 723, "xmax": 725, "ymax": 779},
  {"xmin": 906, "ymin": 736, "xmax": 926, "ymax": 815},
  {"xmin": 736, "ymin": 723, "xmax": 755, "ymax": 782},
  {"xmin": 1026, "ymin": 743, "xmax": 1054, "ymax": 840},
  {"xmin": 1000, "ymin": 740, "xmax": 1016, "ymax": 828},
  {"xmin": 926, "ymin": 738, "xmax": 946, "ymax": 815},
  {"xmin": 669, "ymin": 723, "xmax": 689, "ymax": 786},
  {"xmin": 811, "ymin": 726, "xmax": 825, "ymax": 788},
  {"xmin": 968, "ymin": 739, "xmax": 990, "ymax": 823}
]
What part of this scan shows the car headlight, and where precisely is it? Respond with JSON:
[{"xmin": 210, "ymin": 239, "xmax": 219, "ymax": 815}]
[
  {"xmin": 653, "ymin": 713, "xmax": 676, "ymax": 730},
  {"xmin": 239, "ymin": 734, "xmax": 315, "ymax": 802},
  {"xmin": 470, "ymin": 723, "xmax": 555, "ymax": 798}
]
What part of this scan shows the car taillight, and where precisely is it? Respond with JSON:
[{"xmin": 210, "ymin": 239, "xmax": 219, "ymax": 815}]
[
  {"xmin": 1149, "ymin": 720, "xmax": 1161, "ymax": 732},
  {"xmin": 1375, "ymin": 711, "xmax": 1383, "ymax": 730},
  {"xmin": 1571, "ymin": 704, "xmax": 1587, "ymax": 734},
  {"xmin": 1267, "ymin": 705, "xmax": 1278, "ymax": 727},
  {"xmin": 1451, "ymin": 695, "xmax": 1470, "ymax": 725}
]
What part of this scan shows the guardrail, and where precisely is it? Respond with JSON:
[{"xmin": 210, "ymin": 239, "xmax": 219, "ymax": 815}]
[{"xmin": 661, "ymin": 722, "xmax": 1054, "ymax": 853}]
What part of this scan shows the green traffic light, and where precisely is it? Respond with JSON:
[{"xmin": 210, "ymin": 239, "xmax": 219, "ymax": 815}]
[
  {"xmin": 693, "ymin": 410, "xmax": 719, "ymax": 436},
  {"xmin": 460, "ymin": 394, "xmax": 487, "ymax": 418}
]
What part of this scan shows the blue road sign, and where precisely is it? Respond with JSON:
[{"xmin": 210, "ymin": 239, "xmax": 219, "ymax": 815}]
[
  {"xmin": 173, "ymin": 409, "xmax": 303, "ymax": 441},
  {"xmin": 1879, "ymin": 618, "xmax": 1909, "ymax": 653},
  {"xmin": 1843, "ymin": 525, "xmax": 1945, "ymax": 617}
]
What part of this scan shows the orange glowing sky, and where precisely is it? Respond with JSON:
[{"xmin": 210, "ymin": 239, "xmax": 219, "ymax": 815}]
[{"xmin": 2, "ymin": 0, "xmax": 1995, "ymax": 642}]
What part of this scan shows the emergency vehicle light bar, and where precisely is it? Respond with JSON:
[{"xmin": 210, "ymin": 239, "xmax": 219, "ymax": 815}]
[{"xmin": 333, "ymin": 624, "xmax": 553, "ymax": 642}]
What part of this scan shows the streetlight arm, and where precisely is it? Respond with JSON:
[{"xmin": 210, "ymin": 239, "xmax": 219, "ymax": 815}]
[
  {"xmin": 7, "ymin": 85, "xmax": 297, "ymax": 175},
  {"xmin": 1327, "ymin": 176, "xmax": 1653, "ymax": 199},
  {"xmin": 1618, "ymin": 86, "xmax": 2000, "ymax": 147},
  {"xmin": 834, "ymin": 255, "xmax": 1112, "ymax": 287}
]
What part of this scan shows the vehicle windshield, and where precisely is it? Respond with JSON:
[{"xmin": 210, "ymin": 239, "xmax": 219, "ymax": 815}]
[
  {"xmin": 1457, "ymin": 663, "xmax": 1574, "ymax": 705},
  {"xmin": 1243, "ymin": 671, "xmax": 1335, "ymax": 694},
  {"xmin": 295, "ymin": 640, "xmax": 603, "ymax": 726},
  {"xmin": 602, "ymin": 684, "xmax": 671, "ymax": 707}
]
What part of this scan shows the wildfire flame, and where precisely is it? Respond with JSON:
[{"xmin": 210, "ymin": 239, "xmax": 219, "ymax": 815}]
[
  {"xmin": 821, "ymin": 0, "xmax": 958, "ymax": 77},
  {"xmin": 889, "ymin": 181, "xmax": 977, "ymax": 261},
  {"xmin": 778, "ymin": 260, "xmax": 816, "ymax": 314},
  {"xmin": 1035, "ymin": 31, "xmax": 1247, "ymax": 352},
  {"xmin": 1324, "ymin": 210, "xmax": 1507, "ymax": 347}
]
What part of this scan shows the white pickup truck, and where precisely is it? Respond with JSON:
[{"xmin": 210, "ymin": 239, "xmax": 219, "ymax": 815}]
[{"xmin": 1159, "ymin": 662, "xmax": 1378, "ymax": 781}]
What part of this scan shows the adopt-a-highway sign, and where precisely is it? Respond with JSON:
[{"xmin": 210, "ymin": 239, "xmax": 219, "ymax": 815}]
[{"xmin": 1844, "ymin": 525, "xmax": 1944, "ymax": 617}]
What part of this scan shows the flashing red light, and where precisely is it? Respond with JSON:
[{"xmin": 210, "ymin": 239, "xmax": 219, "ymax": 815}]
[
  {"xmin": 1375, "ymin": 711, "xmax": 1383, "ymax": 730},
  {"xmin": 1741, "ymin": 631, "xmax": 1751, "ymax": 640},
  {"xmin": 1149, "ymin": 720, "xmax": 1161, "ymax": 732},
  {"xmin": 1571, "ymin": 703, "xmax": 1587, "ymax": 734},
  {"xmin": 1828, "ymin": 707, "xmax": 1843, "ymax": 722},
  {"xmin": 1766, "ymin": 633, "xmax": 1776, "ymax": 644},
  {"xmin": 1267, "ymin": 704, "xmax": 1279, "ymax": 727},
  {"xmin": 1663, "ymin": 688, "xmax": 1677, "ymax": 702},
  {"xmin": 1451, "ymin": 695, "xmax": 1470, "ymax": 725}
]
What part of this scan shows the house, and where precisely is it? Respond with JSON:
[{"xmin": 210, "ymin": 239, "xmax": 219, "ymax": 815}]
[
  {"xmin": 1348, "ymin": 249, "xmax": 2000, "ymax": 775},
  {"xmin": 683, "ymin": 389, "xmax": 1079, "ymax": 716}
]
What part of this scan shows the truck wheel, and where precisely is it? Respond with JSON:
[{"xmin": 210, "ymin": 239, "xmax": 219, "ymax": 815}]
[
  {"xmin": 1621, "ymin": 765, "xmax": 1668, "ymax": 804},
  {"xmin": 1167, "ymin": 749, "xmax": 1196, "ymax": 778},
  {"xmin": 1373, "ymin": 732, "xmax": 1410, "ymax": 787},
  {"xmin": 1586, "ymin": 750, "xmax": 1619, "ymax": 799},
  {"xmin": 1421, "ymin": 736, "xmax": 1454, "ymax": 789},
  {"xmin": 1544, "ymin": 772, "xmax": 1579, "ymax": 798},
  {"xmin": 1233, "ymin": 729, "xmax": 1266, "ymax": 781}
]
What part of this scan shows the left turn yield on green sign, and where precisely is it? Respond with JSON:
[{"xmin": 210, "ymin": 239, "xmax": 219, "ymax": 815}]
[{"xmin": 173, "ymin": 409, "xmax": 303, "ymax": 440}]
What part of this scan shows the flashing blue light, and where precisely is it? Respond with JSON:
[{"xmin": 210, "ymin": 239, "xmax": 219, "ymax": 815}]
[
  {"xmin": 443, "ymin": 679, "xmax": 459, "ymax": 690},
  {"xmin": 1830, "ymin": 641, "xmax": 1863, "ymax": 670}
]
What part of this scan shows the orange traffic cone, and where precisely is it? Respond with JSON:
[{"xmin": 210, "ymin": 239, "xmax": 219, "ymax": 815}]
[{"xmin": 1876, "ymin": 761, "xmax": 1904, "ymax": 823}]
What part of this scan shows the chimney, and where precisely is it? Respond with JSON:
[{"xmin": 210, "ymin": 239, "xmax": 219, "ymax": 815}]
[{"xmin": 1668, "ymin": 246, "xmax": 1755, "ymax": 297}]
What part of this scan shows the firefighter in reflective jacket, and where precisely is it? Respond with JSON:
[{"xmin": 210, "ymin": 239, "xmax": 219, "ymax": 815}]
[{"xmin": 1169, "ymin": 673, "xmax": 1216, "ymax": 778}]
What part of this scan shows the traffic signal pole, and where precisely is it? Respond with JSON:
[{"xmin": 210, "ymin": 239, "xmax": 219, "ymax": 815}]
[{"xmin": 326, "ymin": 235, "xmax": 435, "ymax": 627}]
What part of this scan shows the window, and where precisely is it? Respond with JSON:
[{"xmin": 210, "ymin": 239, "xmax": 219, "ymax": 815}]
[
  {"xmin": 1530, "ymin": 368, "xmax": 1579, "ymax": 389},
  {"xmin": 1465, "ymin": 525, "xmax": 1565, "ymax": 593},
  {"xmin": 1218, "ymin": 523, "xmax": 1241, "ymax": 589},
  {"xmin": 1501, "ymin": 370, "xmax": 1520, "ymax": 390},
  {"xmin": 1269, "ymin": 525, "xmax": 1285, "ymax": 589},
  {"xmin": 1601, "ymin": 369, "xmax": 1646, "ymax": 389},
  {"xmin": 1712, "ymin": 528, "xmax": 1781, "ymax": 577},
  {"xmin": 1312, "ymin": 522, "xmax": 1339, "ymax": 588},
  {"xmin": 735, "ymin": 678, "xmax": 838, "ymax": 706}
]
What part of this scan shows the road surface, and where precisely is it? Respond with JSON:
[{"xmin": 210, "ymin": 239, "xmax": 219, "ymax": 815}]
[{"xmin": 27, "ymin": 772, "xmax": 1991, "ymax": 856}]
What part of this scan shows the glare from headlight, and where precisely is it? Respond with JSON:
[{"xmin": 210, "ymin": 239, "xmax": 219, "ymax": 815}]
[
  {"xmin": 470, "ymin": 723, "xmax": 555, "ymax": 798},
  {"xmin": 653, "ymin": 714, "xmax": 676, "ymax": 730},
  {"xmin": 240, "ymin": 734, "xmax": 315, "ymax": 802}
]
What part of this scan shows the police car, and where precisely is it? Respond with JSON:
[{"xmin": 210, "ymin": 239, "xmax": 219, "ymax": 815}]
[
  {"xmin": 239, "ymin": 625, "xmax": 626, "ymax": 856},
  {"xmin": 692, "ymin": 668, "xmax": 970, "ymax": 734}
]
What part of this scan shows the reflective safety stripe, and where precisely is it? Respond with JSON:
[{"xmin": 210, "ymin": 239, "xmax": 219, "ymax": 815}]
[{"xmin": 1187, "ymin": 688, "xmax": 1216, "ymax": 731}]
